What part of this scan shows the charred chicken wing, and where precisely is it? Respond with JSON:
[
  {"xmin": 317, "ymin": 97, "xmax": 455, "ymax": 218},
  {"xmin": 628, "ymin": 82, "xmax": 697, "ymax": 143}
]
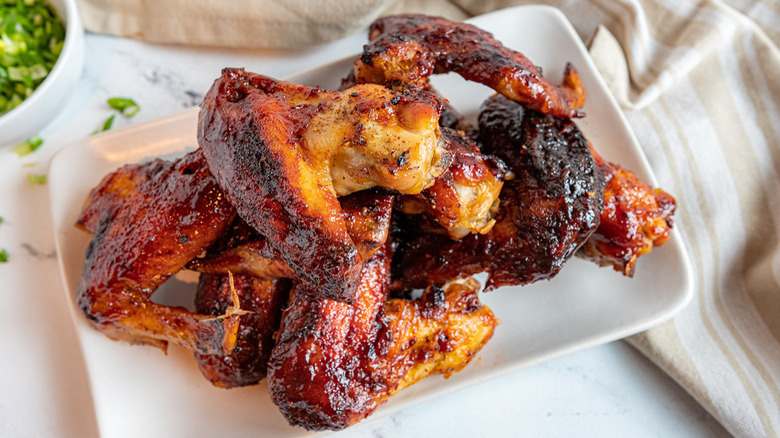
[
  {"xmin": 198, "ymin": 68, "xmax": 450, "ymax": 303},
  {"xmin": 393, "ymin": 95, "xmax": 605, "ymax": 291},
  {"xmin": 267, "ymin": 242, "xmax": 496, "ymax": 430},
  {"xmin": 76, "ymin": 149, "xmax": 240, "ymax": 354},
  {"xmin": 354, "ymin": 14, "xmax": 585, "ymax": 118},
  {"xmin": 578, "ymin": 147, "xmax": 676, "ymax": 275}
]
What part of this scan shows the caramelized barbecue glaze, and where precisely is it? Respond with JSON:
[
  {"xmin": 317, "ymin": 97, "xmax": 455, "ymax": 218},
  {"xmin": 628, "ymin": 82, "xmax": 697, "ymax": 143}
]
[
  {"xmin": 193, "ymin": 273, "xmax": 291, "ymax": 388},
  {"xmin": 76, "ymin": 158, "xmax": 168, "ymax": 233},
  {"xmin": 76, "ymin": 150, "xmax": 240, "ymax": 354},
  {"xmin": 396, "ymin": 127, "xmax": 507, "ymax": 238},
  {"xmin": 267, "ymin": 242, "xmax": 496, "ymax": 430},
  {"xmin": 578, "ymin": 148, "xmax": 676, "ymax": 275},
  {"xmin": 393, "ymin": 95, "xmax": 605, "ymax": 291},
  {"xmin": 187, "ymin": 191, "xmax": 395, "ymax": 279},
  {"xmin": 355, "ymin": 14, "xmax": 585, "ymax": 118},
  {"xmin": 198, "ymin": 68, "xmax": 449, "ymax": 303}
]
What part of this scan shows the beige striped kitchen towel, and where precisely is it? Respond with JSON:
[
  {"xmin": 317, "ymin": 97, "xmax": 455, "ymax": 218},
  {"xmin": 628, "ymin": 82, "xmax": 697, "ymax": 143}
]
[{"xmin": 76, "ymin": 0, "xmax": 780, "ymax": 436}]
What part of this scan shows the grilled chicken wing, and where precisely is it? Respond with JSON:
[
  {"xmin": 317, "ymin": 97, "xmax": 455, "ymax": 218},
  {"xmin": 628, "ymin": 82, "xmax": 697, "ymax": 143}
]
[
  {"xmin": 342, "ymin": 71, "xmax": 506, "ymax": 238},
  {"xmin": 76, "ymin": 149, "xmax": 240, "ymax": 354},
  {"xmin": 193, "ymin": 273, "xmax": 291, "ymax": 388},
  {"xmin": 393, "ymin": 95, "xmax": 605, "ymax": 291},
  {"xmin": 267, "ymin": 241, "xmax": 496, "ymax": 430},
  {"xmin": 187, "ymin": 191, "xmax": 395, "ymax": 278},
  {"xmin": 396, "ymin": 127, "xmax": 506, "ymax": 238},
  {"xmin": 198, "ymin": 68, "xmax": 450, "ymax": 303},
  {"xmin": 191, "ymin": 190, "xmax": 395, "ymax": 389},
  {"xmin": 354, "ymin": 14, "xmax": 585, "ymax": 118},
  {"xmin": 578, "ymin": 148, "xmax": 676, "ymax": 275}
]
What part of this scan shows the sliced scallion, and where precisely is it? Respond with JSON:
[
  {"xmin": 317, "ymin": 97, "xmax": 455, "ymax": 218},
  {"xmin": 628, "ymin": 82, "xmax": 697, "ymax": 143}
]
[
  {"xmin": 0, "ymin": 0, "xmax": 65, "ymax": 116},
  {"xmin": 12, "ymin": 134, "xmax": 42, "ymax": 156},
  {"xmin": 27, "ymin": 173, "xmax": 46, "ymax": 185}
]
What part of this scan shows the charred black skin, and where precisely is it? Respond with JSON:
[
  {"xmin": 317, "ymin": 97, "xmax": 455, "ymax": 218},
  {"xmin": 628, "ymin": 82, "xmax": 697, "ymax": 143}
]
[{"xmin": 393, "ymin": 95, "xmax": 605, "ymax": 291}]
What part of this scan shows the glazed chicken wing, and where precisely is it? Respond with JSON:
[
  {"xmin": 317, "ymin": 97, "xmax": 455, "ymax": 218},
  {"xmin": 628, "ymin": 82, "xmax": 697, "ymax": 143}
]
[
  {"xmin": 198, "ymin": 68, "xmax": 450, "ymax": 303},
  {"xmin": 76, "ymin": 158, "xmax": 168, "ymax": 233},
  {"xmin": 76, "ymin": 149, "xmax": 241, "ymax": 354},
  {"xmin": 577, "ymin": 148, "xmax": 676, "ymax": 275},
  {"xmin": 393, "ymin": 95, "xmax": 605, "ymax": 291},
  {"xmin": 193, "ymin": 273, "xmax": 291, "ymax": 388},
  {"xmin": 267, "ymin": 242, "xmax": 496, "ymax": 430},
  {"xmin": 354, "ymin": 14, "xmax": 585, "ymax": 118},
  {"xmin": 189, "ymin": 191, "xmax": 392, "ymax": 388},
  {"xmin": 187, "ymin": 191, "xmax": 395, "ymax": 279},
  {"xmin": 396, "ymin": 127, "xmax": 507, "ymax": 238},
  {"xmin": 342, "ymin": 72, "xmax": 506, "ymax": 238}
]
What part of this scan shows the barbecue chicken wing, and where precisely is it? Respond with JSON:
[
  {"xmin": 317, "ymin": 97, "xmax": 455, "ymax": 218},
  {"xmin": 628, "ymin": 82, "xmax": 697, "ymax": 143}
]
[
  {"xmin": 396, "ymin": 127, "xmax": 506, "ymax": 238},
  {"xmin": 193, "ymin": 273, "xmax": 291, "ymax": 388},
  {"xmin": 342, "ymin": 72, "xmax": 507, "ymax": 238},
  {"xmin": 393, "ymin": 95, "xmax": 605, "ymax": 291},
  {"xmin": 198, "ymin": 68, "xmax": 450, "ymax": 303},
  {"xmin": 267, "ymin": 241, "xmax": 496, "ymax": 430},
  {"xmin": 187, "ymin": 191, "xmax": 395, "ymax": 279},
  {"xmin": 577, "ymin": 148, "xmax": 676, "ymax": 275},
  {"xmin": 76, "ymin": 149, "xmax": 241, "ymax": 354},
  {"xmin": 191, "ymin": 191, "xmax": 398, "ymax": 390},
  {"xmin": 354, "ymin": 14, "xmax": 585, "ymax": 118},
  {"xmin": 76, "ymin": 157, "xmax": 168, "ymax": 233}
]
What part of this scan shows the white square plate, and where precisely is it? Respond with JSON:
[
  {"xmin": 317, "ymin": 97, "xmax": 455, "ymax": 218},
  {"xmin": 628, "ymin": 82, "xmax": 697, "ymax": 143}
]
[{"xmin": 50, "ymin": 6, "xmax": 693, "ymax": 437}]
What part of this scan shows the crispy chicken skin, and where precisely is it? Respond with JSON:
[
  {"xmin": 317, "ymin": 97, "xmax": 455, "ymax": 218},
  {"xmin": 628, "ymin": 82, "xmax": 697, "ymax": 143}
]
[
  {"xmin": 393, "ymin": 95, "xmax": 605, "ymax": 291},
  {"xmin": 77, "ymin": 158, "xmax": 168, "ymax": 233},
  {"xmin": 396, "ymin": 127, "xmax": 507, "ymax": 238},
  {"xmin": 187, "ymin": 191, "xmax": 395, "ymax": 279},
  {"xmin": 354, "ymin": 14, "xmax": 585, "ymax": 118},
  {"xmin": 267, "ymin": 242, "xmax": 496, "ymax": 430},
  {"xmin": 198, "ymin": 68, "xmax": 449, "ymax": 303},
  {"xmin": 76, "ymin": 149, "xmax": 241, "ymax": 354},
  {"xmin": 193, "ymin": 273, "xmax": 291, "ymax": 388},
  {"xmin": 578, "ymin": 148, "xmax": 676, "ymax": 275},
  {"xmin": 192, "ymin": 191, "xmax": 394, "ymax": 388}
]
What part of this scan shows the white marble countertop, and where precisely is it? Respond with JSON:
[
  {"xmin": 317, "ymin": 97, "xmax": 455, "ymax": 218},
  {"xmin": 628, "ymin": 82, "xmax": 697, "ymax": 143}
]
[{"xmin": 0, "ymin": 30, "xmax": 731, "ymax": 437}]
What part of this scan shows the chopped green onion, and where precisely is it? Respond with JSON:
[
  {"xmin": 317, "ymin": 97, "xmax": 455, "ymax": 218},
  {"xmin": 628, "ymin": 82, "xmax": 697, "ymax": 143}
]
[
  {"xmin": 0, "ymin": 216, "xmax": 4, "ymax": 225},
  {"xmin": 102, "ymin": 113, "xmax": 115, "ymax": 131},
  {"xmin": 91, "ymin": 113, "xmax": 115, "ymax": 135},
  {"xmin": 107, "ymin": 97, "xmax": 140, "ymax": 117},
  {"xmin": 27, "ymin": 173, "xmax": 46, "ymax": 185},
  {"xmin": 92, "ymin": 97, "xmax": 140, "ymax": 134},
  {"xmin": 0, "ymin": 249, "xmax": 7, "ymax": 263},
  {"xmin": 91, "ymin": 114, "xmax": 115, "ymax": 135},
  {"xmin": 12, "ymin": 135, "xmax": 43, "ymax": 156},
  {"xmin": 0, "ymin": 0, "xmax": 65, "ymax": 116}
]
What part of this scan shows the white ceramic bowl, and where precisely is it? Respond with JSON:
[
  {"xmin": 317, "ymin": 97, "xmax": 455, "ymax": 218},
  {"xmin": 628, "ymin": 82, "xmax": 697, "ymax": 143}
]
[{"xmin": 0, "ymin": 0, "xmax": 85, "ymax": 147}]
